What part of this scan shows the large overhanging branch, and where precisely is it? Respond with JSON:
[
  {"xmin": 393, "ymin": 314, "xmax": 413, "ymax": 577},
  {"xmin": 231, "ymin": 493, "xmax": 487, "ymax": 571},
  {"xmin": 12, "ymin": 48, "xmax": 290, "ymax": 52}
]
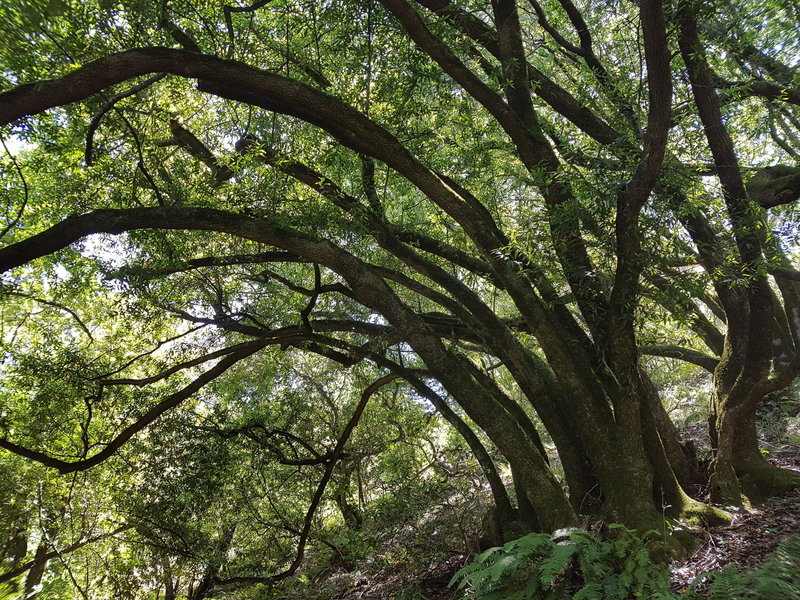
[
  {"xmin": 241, "ymin": 139, "xmax": 498, "ymax": 283},
  {"xmin": 717, "ymin": 79, "xmax": 800, "ymax": 108},
  {"xmin": 0, "ymin": 48, "xmax": 389, "ymax": 159},
  {"xmin": 235, "ymin": 139, "xmax": 542, "ymax": 354},
  {"xmin": 0, "ymin": 47, "xmax": 543, "ymax": 294},
  {"xmin": 0, "ymin": 207, "xmax": 316, "ymax": 274}
]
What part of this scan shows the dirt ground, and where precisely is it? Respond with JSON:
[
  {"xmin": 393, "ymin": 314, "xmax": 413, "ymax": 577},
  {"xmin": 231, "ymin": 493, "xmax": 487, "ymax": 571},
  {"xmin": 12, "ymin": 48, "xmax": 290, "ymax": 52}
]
[{"xmin": 670, "ymin": 458, "xmax": 800, "ymax": 593}]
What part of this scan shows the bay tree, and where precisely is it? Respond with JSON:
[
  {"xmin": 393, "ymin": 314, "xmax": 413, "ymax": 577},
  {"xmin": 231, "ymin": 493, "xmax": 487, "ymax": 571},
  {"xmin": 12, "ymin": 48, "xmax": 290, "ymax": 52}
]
[{"xmin": 1, "ymin": 0, "xmax": 800, "ymax": 594}]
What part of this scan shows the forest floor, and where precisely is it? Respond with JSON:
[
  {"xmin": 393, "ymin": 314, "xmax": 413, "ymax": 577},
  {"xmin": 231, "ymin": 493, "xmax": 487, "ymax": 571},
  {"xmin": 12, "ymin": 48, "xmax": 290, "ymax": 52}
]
[
  {"xmin": 334, "ymin": 477, "xmax": 800, "ymax": 599},
  {"xmin": 316, "ymin": 411, "xmax": 800, "ymax": 600},
  {"xmin": 415, "ymin": 458, "xmax": 800, "ymax": 600},
  {"xmin": 670, "ymin": 455, "xmax": 800, "ymax": 593},
  {"xmin": 325, "ymin": 475, "xmax": 800, "ymax": 599}
]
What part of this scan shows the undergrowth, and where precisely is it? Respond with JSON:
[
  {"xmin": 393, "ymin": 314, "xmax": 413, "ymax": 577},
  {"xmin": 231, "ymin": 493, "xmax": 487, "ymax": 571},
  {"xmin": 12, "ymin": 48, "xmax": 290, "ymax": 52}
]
[
  {"xmin": 694, "ymin": 535, "xmax": 800, "ymax": 600},
  {"xmin": 450, "ymin": 528, "xmax": 800, "ymax": 599}
]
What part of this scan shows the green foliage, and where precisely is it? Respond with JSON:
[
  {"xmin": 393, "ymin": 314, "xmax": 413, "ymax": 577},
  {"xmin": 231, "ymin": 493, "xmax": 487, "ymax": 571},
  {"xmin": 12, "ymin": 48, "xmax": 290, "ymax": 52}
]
[
  {"xmin": 453, "ymin": 532, "xmax": 800, "ymax": 600},
  {"xmin": 2, "ymin": 0, "xmax": 800, "ymax": 595},
  {"xmin": 758, "ymin": 387, "xmax": 800, "ymax": 451},
  {"xmin": 450, "ymin": 525, "xmax": 672, "ymax": 600}
]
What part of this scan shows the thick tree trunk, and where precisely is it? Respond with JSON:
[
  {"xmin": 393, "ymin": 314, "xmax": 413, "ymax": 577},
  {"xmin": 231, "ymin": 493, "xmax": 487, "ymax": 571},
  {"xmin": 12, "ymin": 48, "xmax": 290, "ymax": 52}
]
[
  {"xmin": 420, "ymin": 358, "xmax": 576, "ymax": 532},
  {"xmin": 709, "ymin": 388, "xmax": 747, "ymax": 505},
  {"xmin": 570, "ymin": 361, "xmax": 727, "ymax": 540},
  {"xmin": 640, "ymin": 385, "xmax": 729, "ymax": 526},
  {"xmin": 593, "ymin": 432, "xmax": 662, "ymax": 530},
  {"xmin": 732, "ymin": 409, "xmax": 800, "ymax": 502},
  {"xmin": 23, "ymin": 542, "xmax": 49, "ymax": 599},
  {"xmin": 710, "ymin": 380, "xmax": 799, "ymax": 505}
]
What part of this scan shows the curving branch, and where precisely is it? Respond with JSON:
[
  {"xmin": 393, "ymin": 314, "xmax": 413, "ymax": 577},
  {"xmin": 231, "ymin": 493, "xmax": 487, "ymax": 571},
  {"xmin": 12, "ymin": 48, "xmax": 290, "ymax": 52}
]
[
  {"xmin": 717, "ymin": 79, "xmax": 800, "ymax": 108},
  {"xmin": 156, "ymin": 117, "xmax": 234, "ymax": 182},
  {"xmin": 0, "ymin": 48, "xmax": 388, "ymax": 159},
  {"xmin": 639, "ymin": 344, "xmax": 719, "ymax": 372},
  {"xmin": 770, "ymin": 265, "xmax": 800, "ymax": 282},
  {"xmin": 0, "ymin": 207, "xmax": 312, "ymax": 275},
  {"xmin": 85, "ymin": 73, "xmax": 167, "ymax": 165},
  {"xmin": 268, "ymin": 333, "xmax": 515, "ymax": 522},
  {"xmin": 2, "ymin": 289, "xmax": 94, "ymax": 341},
  {"xmin": 92, "ymin": 324, "xmax": 206, "ymax": 380},
  {"xmin": 98, "ymin": 338, "xmax": 266, "ymax": 386},
  {"xmin": 0, "ymin": 47, "xmax": 533, "ymax": 280},
  {"xmin": 0, "ymin": 342, "xmax": 264, "ymax": 473},
  {"xmin": 0, "ymin": 46, "xmax": 590, "ymax": 368},
  {"xmin": 753, "ymin": 351, "xmax": 800, "ymax": 399},
  {"xmin": 0, "ymin": 137, "xmax": 30, "ymax": 241},
  {"xmin": 216, "ymin": 373, "xmax": 400, "ymax": 587},
  {"xmin": 200, "ymin": 423, "xmax": 333, "ymax": 466}
]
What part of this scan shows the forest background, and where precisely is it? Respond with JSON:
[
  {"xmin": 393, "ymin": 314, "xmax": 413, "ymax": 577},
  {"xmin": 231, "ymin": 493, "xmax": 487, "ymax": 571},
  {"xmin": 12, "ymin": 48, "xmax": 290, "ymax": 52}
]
[{"xmin": 0, "ymin": 0, "xmax": 800, "ymax": 597}]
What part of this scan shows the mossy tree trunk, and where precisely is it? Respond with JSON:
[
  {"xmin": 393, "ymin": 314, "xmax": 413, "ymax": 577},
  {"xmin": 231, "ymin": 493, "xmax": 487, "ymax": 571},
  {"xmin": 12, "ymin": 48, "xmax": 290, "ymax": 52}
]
[{"xmin": 677, "ymin": 1, "xmax": 800, "ymax": 508}]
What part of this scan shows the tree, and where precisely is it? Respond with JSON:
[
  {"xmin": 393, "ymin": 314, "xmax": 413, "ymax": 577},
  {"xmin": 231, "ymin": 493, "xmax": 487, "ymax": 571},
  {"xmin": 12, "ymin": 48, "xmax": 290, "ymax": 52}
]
[{"xmin": 1, "ymin": 0, "xmax": 799, "ymax": 593}]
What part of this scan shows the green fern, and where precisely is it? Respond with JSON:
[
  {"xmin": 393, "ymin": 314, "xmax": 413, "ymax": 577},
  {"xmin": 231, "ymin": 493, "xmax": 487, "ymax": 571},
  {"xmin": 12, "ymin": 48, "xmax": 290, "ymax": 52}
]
[
  {"xmin": 450, "ymin": 525, "xmax": 672, "ymax": 599},
  {"xmin": 684, "ymin": 535, "xmax": 800, "ymax": 600},
  {"xmin": 705, "ymin": 566, "xmax": 750, "ymax": 600},
  {"xmin": 572, "ymin": 581, "xmax": 603, "ymax": 600},
  {"xmin": 540, "ymin": 542, "xmax": 578, "ymax": 586},
  {"xmin": 452, "ymin": 530, "xmax": 800, "ymax": 600}
]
